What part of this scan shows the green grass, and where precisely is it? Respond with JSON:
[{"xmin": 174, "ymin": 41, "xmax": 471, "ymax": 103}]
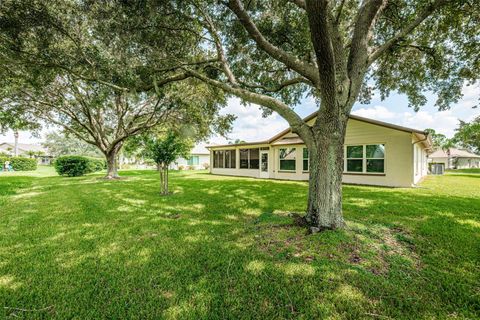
[
  {"xmin": 446, "ymin": 168, "xmax": 480, "ymax": 174},
  {"xmin": 0, "ymin": 167, "xmax": 479, "ymax": 319}
]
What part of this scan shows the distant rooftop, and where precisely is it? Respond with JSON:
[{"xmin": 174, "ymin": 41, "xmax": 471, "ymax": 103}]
[
  {"xmin": 0, "ymin": 142, "xmax": 48, "ymax": 153},
  {"xmin": 429, "ymin": 148, "xmax": 480, "ymax": 158}
]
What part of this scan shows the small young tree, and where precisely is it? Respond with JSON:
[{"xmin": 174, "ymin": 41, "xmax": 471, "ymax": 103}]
[{"xmin": 142, "ymin": 133, "xmax": 192, "ymax": 195}]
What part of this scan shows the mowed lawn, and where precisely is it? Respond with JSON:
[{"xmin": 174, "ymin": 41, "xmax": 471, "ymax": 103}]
[{"xmin": 0, "ymin": 168, "xmax": 479, "ymax": 319}]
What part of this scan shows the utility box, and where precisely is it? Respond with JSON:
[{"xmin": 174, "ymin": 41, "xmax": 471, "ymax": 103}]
[{"xmin": 430, "ymin": 163, "xmax": 445, "ymax": 175}]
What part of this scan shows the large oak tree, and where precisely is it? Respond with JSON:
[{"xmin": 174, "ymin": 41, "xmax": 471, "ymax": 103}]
[
  {"xmin": 176, "ymin": 0, "xmax": 480, "ymax": 229},
  {"xmin": 0, "ymin": 1, "xmax": 233, "ymax": 178}
]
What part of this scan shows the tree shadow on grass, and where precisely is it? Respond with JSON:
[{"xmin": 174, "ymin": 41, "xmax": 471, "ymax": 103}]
[{"xmin": 0, "ymin": 171, "xmax": 479, "ymax": 319}]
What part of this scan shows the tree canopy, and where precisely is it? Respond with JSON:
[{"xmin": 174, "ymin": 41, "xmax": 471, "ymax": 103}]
[{"xmin": 453, "ymin": 116, "xmax": 480, "ymax": 153}]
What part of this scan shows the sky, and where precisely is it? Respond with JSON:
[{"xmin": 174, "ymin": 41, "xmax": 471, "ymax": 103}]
[
  {"xmin": 1, "ymin": 84, "xmax": 478, "ymax": 148},
  {"xmin": 207, "ymin": 84, "xmax": 479, "ymax": 145}
]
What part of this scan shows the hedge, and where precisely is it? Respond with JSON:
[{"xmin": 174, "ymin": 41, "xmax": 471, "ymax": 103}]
[
  {"xmin": 54, "ymin": 156, "xmax": 106, "ymax": 177},
  {"xmin": 2, "ymin": 157, "xmax": 38, "ymax": 171}
]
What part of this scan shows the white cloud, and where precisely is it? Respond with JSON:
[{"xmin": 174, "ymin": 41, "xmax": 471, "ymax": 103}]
[
  {"xmin": 353, "ymin": 105, "xmax": 396, "ymax": 120},
  {"xmin": 352, "ymin": 84, "xmax": 480, "ymax": 138},
  {"xmin": 209, "ymin": 97, "xmax": 288, "ymax": 144}
]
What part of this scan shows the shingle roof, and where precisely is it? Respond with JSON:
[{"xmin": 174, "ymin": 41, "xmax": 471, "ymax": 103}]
[
  {"xmin": 207, "ymin": 111, "xmax": 431, "ymax": 149},
  {"xmin": 429, "ymin": 148, "xmax": 480, "ymax": 158},
  {"xmin": 0, "ymin": 142, "xmax": 48, "ymax": 153}
]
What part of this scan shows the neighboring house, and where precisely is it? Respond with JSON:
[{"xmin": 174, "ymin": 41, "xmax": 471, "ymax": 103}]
[
  {"xmin": 0, "ymin": 142, "xmax": 53, "ymax": 165},
  {"xmin": 169, "ymin": 145, "xmax": 210, "ymax": 170},
  {"xmin": 207, "ymin": 112, "xmax": 432, "ymax": 187},
  {"xmin": 428, "ymin": 148, "xmax": 480, "ymax": 169}
]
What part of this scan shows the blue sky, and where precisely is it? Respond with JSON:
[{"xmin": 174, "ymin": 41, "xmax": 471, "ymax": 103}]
[
  {"xmin": 1, "ymin": 84, "xmax": 478, "ymax": 147},
  {"xmin": 208, "ymin": 83, "xmax": 479, "ymax": 145}
]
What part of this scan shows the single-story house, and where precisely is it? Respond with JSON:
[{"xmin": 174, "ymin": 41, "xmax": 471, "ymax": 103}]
[
  {"xmin": 169, "ymin": 145, "xmax": 210, "ymax": 170},
  {"xmin": 207, "ymin": 112, "xmax": 432, "ymax": 187},
  {"xmin": 0, "ymin": 142, "xmax": 53, "ymax": 165},
  {"xmin": 428, "ymin": 148, "xmax": 480, "ymax": 169}
]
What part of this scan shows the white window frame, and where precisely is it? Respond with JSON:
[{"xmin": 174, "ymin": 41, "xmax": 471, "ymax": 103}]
[{"xmin": 303, "ymin": 147, "xmax": 309, "ymax": 172}]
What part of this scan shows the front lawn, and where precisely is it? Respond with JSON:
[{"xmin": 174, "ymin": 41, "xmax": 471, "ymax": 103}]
[{"xmin": 0, "ymin": 168, "xmax": 479, "ymax": 319}]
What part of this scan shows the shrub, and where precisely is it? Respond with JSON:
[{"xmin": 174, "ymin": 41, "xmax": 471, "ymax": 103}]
[
  {"xmin": 86, "ymin": 157, "xmax": 106, "ymax": 173},
  {"xmin": 187, "ymin": 165, "xmax": 195, "ymax": 170},
  {"xmin": 54, "ymin": 156, "xmax": 105, "ymax": 177},
  {"xmin": 9, "ymin": 157, "xmax": 37, "ymax": 171},
  {"xmin": 202, "ymin": 163, "xmax": 210, "ymax": 170},
  {"xmin": 0, "ymin": 156, "xmax": 8, "ymax": 169},
  {"xmin": 178, "ymin": 165, "xmax": 185, "ymax": 171}
]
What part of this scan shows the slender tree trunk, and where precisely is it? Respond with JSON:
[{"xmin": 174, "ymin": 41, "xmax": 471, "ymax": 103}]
[
  {"xmin": 159, "ymin": 162, "xmax": 169, "ymax": 195},
  {"xmin": 300, "ymin": 109, "xmax": 349, "ymax": 230},
  {"xmin": 13, "ymin": 130, "xmax": 19, "ymax": 157}
]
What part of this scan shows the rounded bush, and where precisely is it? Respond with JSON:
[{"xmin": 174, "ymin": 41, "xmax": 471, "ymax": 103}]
[
  {"xmin": 86, "ymin": 157, "xmax": 107, "ymax": 173},
  {"xmin": 54, "ymin": 156, "xmax": 105, "ymax": 177},
  {"xmin": 9, "ymin": 157, "xmax": 37, "ymax": 171}
]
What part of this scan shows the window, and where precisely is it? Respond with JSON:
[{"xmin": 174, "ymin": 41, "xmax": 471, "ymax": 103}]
[
  {"xmin": 239, "ymin": 148, "xmax": 259, "ymax": 169},
  {"xmin": 187, "ymin": 155, "xmax": 199, "ymax": 166},
  {"xmin": 346, "ymin": 145, "xmax": 363, "ymax": 172},
  {"xmin": 345, "ymin": 144, "xmax": 385, "ymax": 173},
  {"xmin": 366, "ymin": 144, "xmax": 385, "ymax": 173},
  {"xmin": 213, "ymin": 150, "xmax": 236, "ymax": 168},
  {"xmin": 303, "ymin": 148, "xmax": 309, "ymax": 171},
  {"xmin": 279, "ymin": 148, "xmax": 296, "ymax": 171}
]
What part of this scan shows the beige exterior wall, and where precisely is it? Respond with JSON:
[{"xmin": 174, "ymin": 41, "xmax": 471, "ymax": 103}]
[
  {"xmin": 171, "ymin": 154, "xmax": 210, "ymax": 170},
  {"xmin": 456, "ymin": 158, "xmax": 480, "ymax": 168},
  {"xmin": 429, "ymin": 156, "xmax": 480, "ymax": 169},
  {"xmin": 209, "ymin": 118, "xmax": 429, "ymax": 187}
]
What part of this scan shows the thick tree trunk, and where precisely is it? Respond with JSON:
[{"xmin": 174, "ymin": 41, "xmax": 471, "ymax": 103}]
[
  {"xmin": 105, "ymin": 148, "xmax": 120, "ymax": 179},
  {"xmin": 300, "ymin": 110, "xmax": 348, "ymax": 231}
]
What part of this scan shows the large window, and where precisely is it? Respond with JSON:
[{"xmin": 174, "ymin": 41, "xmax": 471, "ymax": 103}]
[
  {"xmin": 187, "ymin": 155, "xmax": 199, "ymax": 166},
  {"xmin": 303, "ymin": 148, "xmax": 309, "ymax": 171},
  {"xmin": 279, "ymin": 148, "xmax": 296, "ymax": 171},
  {"xmin": 213, "ymin": 150, "xmax": 235, "ymax": 168},
  {"xmin": 239, "ymin": 148, "xmax": 259, "ymax": 169},
  {"xmin": 345, "ymin": 144, "xmax": 385, "ymax": 173},
  {"xmin": 366, "ymin": 144, "xmax": 385, "ymax": 173}
]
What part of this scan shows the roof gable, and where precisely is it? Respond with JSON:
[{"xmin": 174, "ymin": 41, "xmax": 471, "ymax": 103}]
[{"xmin": 268, "ymin": 112, "xmax": 429, "ymax": 144}]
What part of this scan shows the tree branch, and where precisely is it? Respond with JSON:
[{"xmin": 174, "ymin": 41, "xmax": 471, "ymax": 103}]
[
  {"xmin": 305, "ymin": 0, "xmax": 337, "ymax": 105},
  {"xmin": 185, "ymin": 68, "xmax": 314, "ymax": 140},
  {"xmin": 289, "ymin": 0, "xmax": 306, "ymax": 10},
  {"xmin": 347, "ymin": 0, "xmax": 387, "ymax": 103},
  {"xmin": 226, "ymin": 0, "xmax": 320, "ymax": 86},
  {"xmin": 367, "ymin": 0, "xmax": 448, "ymax": 65},
  {"xmin": 194, "ymin": 4, "xmax": 238, "ymax": 85},
  {"xmin": 238, "ymin": 77, "xmax": 310, "ymax": 93}
]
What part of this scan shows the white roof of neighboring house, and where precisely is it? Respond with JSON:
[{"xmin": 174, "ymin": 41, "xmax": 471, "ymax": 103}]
[
  {"xmin": 0, "ymin": 142, "xmax": 49, "ymax": 154},
  {"xmin": 429, "ymin": 148, "xmax": 480, "ymax": 158},
  {"xmin": 190, "ymin": 144, "xmax": 209, "ymax": 155}
]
